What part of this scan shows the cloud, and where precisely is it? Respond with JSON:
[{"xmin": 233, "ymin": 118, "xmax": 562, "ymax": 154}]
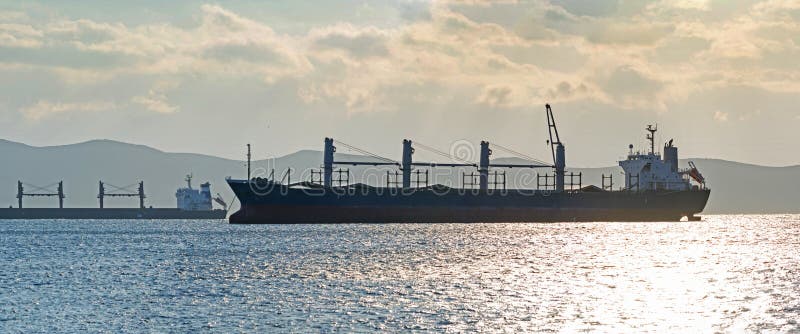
[
  {"xmin": 203, "ymin": 42, "xmax": 286, "ymax": 63},
  {"xmin": 737, "ymin": 109, "xmax": 763, "ymax": 121},
  {"xmin": 753, "ymin": 0, "xmax": 800, "ymax": 14},
  {"xmin": 584, "ymin": 21, "xmax": 674, "ymax": 45},
  {"xmin": 445, "ymin": 0, "xmax": 520, "ymax": 6},
  {"xmin": 551, "ymin": 0, "xmax": 620, "ymax": 17},
  {"xmin": 20, "ymin": 100, "xmax": 116, "ymax": 120},
  {"xmin": 477, "ymin": 85, "xmax": 514, "ymax": 107},
  {"xmin": 491, "ymin": 43, "xmax": 587, "ymax": 71},
  {"xmin": 547, "ymin": 81, "xmax": 590, "ymax": 100},
  {"xmin": 2, "ymin": 0, "xmax": 800, "ymax": 161},
  {"xmin": 0, "ymin": 23, "xmax": 43, "ymax": 48},
  {"xmin": 654, "ymin": 0, "xmax": 711, "ymax": 11},
  {"xmin": 310, "ymin": 24, "xmax": 391, "ymax": 58},
  {"xmin": 601, "ymin": 66, "xmax": 665, "ymax": 109},
  {"xmin": 46, "ymin": 19, "xmax": 123, "ymax": 47},
  {"xmin": 651, "ymin": 36, "xmax": 711, "ymax": 63},
  {"xmin": 0, "ymin": 11, "xmax": 28, "ymax": 22},
  {"xmin": 132, "ymin": 80, "xmax": 180, "ymax": 114},
  {"xmin": 713, "ymin": 110, "xmax": 729, "ymax": 122},
  {"xmin": 132, "ymin": 95, "xmax": 178, "ymax": 114}
]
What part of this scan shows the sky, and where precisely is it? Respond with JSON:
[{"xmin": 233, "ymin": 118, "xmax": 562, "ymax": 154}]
[{"xmin": 0, "ymin": 0, "xmax": 798, "ymax": 167}]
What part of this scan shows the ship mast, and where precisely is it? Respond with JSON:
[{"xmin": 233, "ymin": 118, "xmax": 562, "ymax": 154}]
[
  {"xmin": 246, "ymin": 143, "xmax": 251, "ymax": 180},
  {"xmin": 646, "ymin": 124, "xmax": 657, "ymax": 155}
]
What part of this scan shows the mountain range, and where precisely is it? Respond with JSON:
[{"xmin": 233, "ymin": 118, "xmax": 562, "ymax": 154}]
[{"xmin": 1, "ymin": 139, "xmax": 797, "ymax": 214}]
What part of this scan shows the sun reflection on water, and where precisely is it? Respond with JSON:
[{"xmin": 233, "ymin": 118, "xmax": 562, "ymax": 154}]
[{"xmin": 1, "ymin": 215, "xmax": 799, "ymax": 332}]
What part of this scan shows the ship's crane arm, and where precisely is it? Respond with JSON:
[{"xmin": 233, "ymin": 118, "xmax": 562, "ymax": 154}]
[
  {"xmin": 546, "ymin": 104, "xmax": 561, "ymax": 166},
  {"xmin": 685, "ymin": 161, "xmax": 706, "ymax": 185},
  {"xmin": 213, "ymin": 193, "xmax": 227, "ymax": 208}
]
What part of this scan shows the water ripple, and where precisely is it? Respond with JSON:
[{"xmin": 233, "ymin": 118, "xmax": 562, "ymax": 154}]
[{"xmin": 1, "ymin": 215, "xmax": 799, "ymax": 332}]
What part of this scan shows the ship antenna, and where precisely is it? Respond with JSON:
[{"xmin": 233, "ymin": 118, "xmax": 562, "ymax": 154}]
[
  {"xmin": 246, "ymin": 143, "xmax": 251, "ymax": 180},
  {"xmin": 646, "ymin": 124, "xmax": 657, "ymax": 155}
]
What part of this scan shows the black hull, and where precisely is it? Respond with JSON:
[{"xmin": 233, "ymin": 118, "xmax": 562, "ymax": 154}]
[
  {"xmin": 227, "ymin": 180, "xmax": 710, "ymax": 224},
  {"xmin": 0, "ymin": 208, "xmax": 227, "ymax": 220},
  {"xmin": 230, "ymin": 205, "xmax": 704, "ymax": 224}
]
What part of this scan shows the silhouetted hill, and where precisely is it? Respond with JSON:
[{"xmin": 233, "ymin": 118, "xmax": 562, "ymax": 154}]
[{"xmin": 0, "ymin": 139, "xmax": 797, "ymax": 214}]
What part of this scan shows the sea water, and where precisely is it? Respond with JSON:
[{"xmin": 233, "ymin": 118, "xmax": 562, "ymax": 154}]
[{"xmin": 1, "ymin": 215, "xmax": 798, "ymax": 332}]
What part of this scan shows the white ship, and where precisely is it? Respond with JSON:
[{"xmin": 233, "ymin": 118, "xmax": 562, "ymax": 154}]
[{"xmin": 176, "ymin": 174, "xmax": 227, "ymax": 211}]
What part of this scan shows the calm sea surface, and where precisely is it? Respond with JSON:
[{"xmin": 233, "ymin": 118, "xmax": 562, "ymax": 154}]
[{"xmin": 1, "ymin": 215, "xmax": 799, "ymax": 333}]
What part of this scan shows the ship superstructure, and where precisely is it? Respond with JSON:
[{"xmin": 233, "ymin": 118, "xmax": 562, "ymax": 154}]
[
  {"xmin": 619, "ymin": 125, "xmax": 705, "ymax": 192},
  {"xmin": 176, "ymin": 174, "xmax": 213, "ymax": 211}
]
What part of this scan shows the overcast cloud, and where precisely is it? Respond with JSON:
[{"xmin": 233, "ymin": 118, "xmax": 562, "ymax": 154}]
[{"xmin": 0, "ymin": 0, "xmax": 798, "ymax": 166}]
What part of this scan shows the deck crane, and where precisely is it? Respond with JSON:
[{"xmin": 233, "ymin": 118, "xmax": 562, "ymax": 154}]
[
  {"xmin": 213, "ymin": 193, "xmax": 228, "ymax": 208},
  {"xmin": 686, "ymin": 161, "xmax": 706, "ymax": 185},
  {"xmin": 98, "ymin": 181, "xmax": 145, "ymax": 209},
  {"xmin": 16, "ymin": 181, "xmax": 65, "ymax": 208},
  {"xmin": 546, "ymin": 104, "xmax": 566, "ymax": 192}
]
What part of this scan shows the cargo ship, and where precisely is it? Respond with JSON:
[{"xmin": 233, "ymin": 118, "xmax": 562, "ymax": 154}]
[
  {"xmin": 227, "ymin": 105, "xmax": 710, "ymax": 224},
  {"xmin": 0, "ymin": 175, "xmax": 227, "ymax": 220}
]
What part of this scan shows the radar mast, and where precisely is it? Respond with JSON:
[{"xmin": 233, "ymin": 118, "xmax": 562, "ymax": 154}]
[{"xmin": 646, "ymin": 125, "xmax": 657, "ymax": 155}]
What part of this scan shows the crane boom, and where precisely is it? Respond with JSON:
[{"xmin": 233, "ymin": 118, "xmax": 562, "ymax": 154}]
[{"xmin": 546, "ymin": 104, "xmax": 561, "ymax": 165}]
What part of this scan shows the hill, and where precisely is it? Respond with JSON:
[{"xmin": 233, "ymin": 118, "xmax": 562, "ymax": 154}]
[{"xmin": 0, "ymin": 139, "xmax": 797, "ymax": 214}]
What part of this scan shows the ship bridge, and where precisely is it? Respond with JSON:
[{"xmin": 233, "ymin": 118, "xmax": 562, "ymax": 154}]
[{"xmin": 619, "ymin": 125, "xmax": 704, "ymax": 191}]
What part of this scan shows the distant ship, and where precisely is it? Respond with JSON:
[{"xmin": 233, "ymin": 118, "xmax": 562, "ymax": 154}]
[
  {"xmin": 226, "ymin": 105, "xmax": 710, "ymax": 224},
  {"xmin": 0, "ymin": 175, "xmax": 227, "ymax": 220}
]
